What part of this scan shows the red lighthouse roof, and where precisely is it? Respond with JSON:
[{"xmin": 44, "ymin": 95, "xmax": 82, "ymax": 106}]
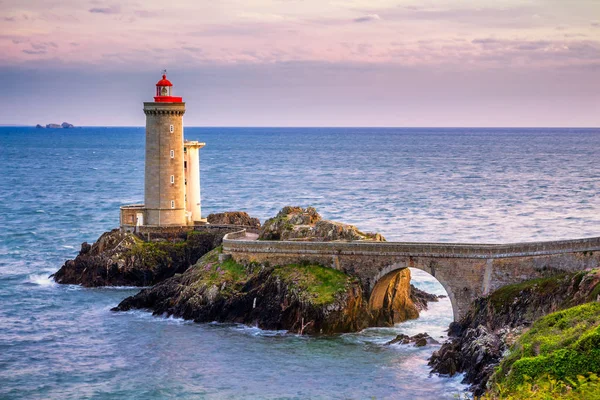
[
  {"xmin": 154, "ymin": 72, "xmax": 182, "ymax": 102},
  {"xmin": 156, "ymin": 74, "xmax": 173, "ymax": 87}
]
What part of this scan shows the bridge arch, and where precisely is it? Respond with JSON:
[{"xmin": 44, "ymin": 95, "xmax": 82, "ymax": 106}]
[{"xmin": 369, "ymin": 262, "xmax": 459, "ymax": 321}]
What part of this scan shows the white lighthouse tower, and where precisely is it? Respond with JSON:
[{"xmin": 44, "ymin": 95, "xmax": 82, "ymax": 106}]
[{"xmin": 120, "ymin": 73, "xmax": 205, "ymax": 229}]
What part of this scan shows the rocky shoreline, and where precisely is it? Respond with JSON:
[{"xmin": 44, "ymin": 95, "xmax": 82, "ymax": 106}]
[
  {"xmin": 428, "ymin": 269, "xmax": 600, "ymax": 396},
  {"xmin": 112, "ymin": 245, "xmax": 439, "ymax": 334},
  {"xmin": 53, "ymin": 207, "xmax": 441, "ymax": 335}
]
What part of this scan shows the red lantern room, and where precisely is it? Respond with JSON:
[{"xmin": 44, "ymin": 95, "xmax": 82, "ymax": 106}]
[{"xmin": 154, "ymin": 73, "xmax": 183, "ymax": 103}]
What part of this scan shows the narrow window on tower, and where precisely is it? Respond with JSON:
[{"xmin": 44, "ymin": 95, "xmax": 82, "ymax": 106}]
[
  {"xmin": 171, "ymin": 200, "xmax": 175, "ymax": 209},
  {"xmin": 184, "ymin": 161, "xmax": 187, "ymax": 169},
  {"xmin": 170, "ymin": 150, "xmax": 174, "ymax": 158},
  {"xmin": 170, "ymin": 125, "xmax": 174, "ymax": 133},
  {"xmin": 170, "ymin": 175, "xmax": 175, "ymax": 184}
]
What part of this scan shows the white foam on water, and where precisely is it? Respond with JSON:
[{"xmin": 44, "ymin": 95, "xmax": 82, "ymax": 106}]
[
  {"xmin": 26, "ymin": 274, "xmax": 57, "ymax": 287},
  {"xmin": 118, "ymin": 309, "xmax": 192, "ymax": 325},
  {"xmin": 229, "ymin": 324, "xmax": 289, "ymax": 337},
  {"xmin": 90, "ymin": 285, "xmax": 149, "ymax": 290}
]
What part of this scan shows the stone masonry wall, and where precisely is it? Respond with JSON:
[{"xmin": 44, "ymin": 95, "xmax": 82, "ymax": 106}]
[{"xmin": 222, "ymin": 233, "xmax": 600, "ymax": 320}]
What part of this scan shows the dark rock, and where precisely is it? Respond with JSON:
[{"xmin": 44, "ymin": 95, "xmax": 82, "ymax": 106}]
[
  {"xmin": 61, "ymin": 122, "xmax": 74, "ymax": 128},
  {"xmin": 52, "ymin": 229, "xmax": 226, "ymax": 287},
  {"xmin": 114, "ymin": 249, "xmax": 371, "ymax": 334},
  {"xmin": 207, "ymin": 211, "xmax": 260, "ymax": 228},
  {"xmin": 428, "ymin": 270, "xmax": 600, "ymax": 396},
  {"xmin": 386, "ymin": 332, "xmax": 439, "ymax": 346},
  {"xmin": 46, "ymin": 123, "xmax": 61, "ymax": 128},
  {"xmin": 410, "ymin": 284, "xmax": 440, "ymax": 311},
  {"xmin": 35, "ymin": 124, "xmax": 44, "ymax": 128},
  {"xmin": 114, "ymin": 250, "xmax": 444, "ymax": 335}
]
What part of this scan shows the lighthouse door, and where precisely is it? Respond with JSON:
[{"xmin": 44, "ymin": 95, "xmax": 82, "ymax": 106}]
[{"xmin": 136, "ymin": 212, "xmax": 144, "ymax": 227}]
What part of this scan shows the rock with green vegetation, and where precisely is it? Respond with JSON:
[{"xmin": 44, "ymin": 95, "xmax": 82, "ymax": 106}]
[
  {"xmin": 114, "ymin": 247, "xmax": 368, "ymax": 333},
  {"xmin": 52, "ymin": 229, "xmax": 225, "ymax": 287},
  {"xmin": 429, "ymin": 269, "xmax": 600, "ymax": 396},
  {"xmin": 258, "ymin": 206, "xmax": 385, "ymax": 241},
  {"xmin": 488, "ymin": 302, "xmax": 600, "ymax": 396},
  {"xmin": 114, "ymin": 247, "xmax": 434, "ymax": 334},
  {"xmin": 480, "ymin": 373, "xmax": 600, "ymax": 400}
]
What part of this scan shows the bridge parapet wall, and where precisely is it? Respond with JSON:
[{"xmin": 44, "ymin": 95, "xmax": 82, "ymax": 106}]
[
  {"xmin": 223, "ymin": 233, "xmax": 600, "ymax": 259},
  {"xmin": 223, "ymin": 232, "xmax": 600, "ymax": 321}
]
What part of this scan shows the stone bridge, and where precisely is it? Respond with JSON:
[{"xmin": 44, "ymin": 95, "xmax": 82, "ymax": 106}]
[{"xmin": 222, "ymin": 231, "xmax": 600, "ymax": 320}]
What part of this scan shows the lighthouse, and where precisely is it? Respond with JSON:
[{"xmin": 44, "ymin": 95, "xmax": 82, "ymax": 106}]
[{"xmin": 120, "ymin": 73, "xmax": 205, "ymax": 228}]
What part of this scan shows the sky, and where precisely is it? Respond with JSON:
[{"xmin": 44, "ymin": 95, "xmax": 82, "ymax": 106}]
[{"xmin": 1, "ymin": 0, "xmax": 599, "ymax": 127}]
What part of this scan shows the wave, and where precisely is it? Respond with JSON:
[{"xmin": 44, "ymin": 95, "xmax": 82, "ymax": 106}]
[
  {"xmin": 117, "ymin": 309, "xmax": 193, "ymax": 325},
  {"xmin": 226, "ymin": 323, "xmax": 290, "ymax": 337},
  {"xmin": 89, "ymin": 285, "xmax": 148, "ymax": 290},
  {"xmin": 25, "ymin": 274, "xmax": 57, "ymax": 287}
]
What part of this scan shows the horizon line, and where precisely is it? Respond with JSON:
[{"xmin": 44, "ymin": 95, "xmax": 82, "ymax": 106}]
[{"xmin": 2, "ymin": 125, "xmax": 600, "ymax": 129}]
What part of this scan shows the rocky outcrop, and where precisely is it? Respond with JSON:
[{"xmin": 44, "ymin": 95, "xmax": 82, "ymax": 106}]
[
  {"xmin": 114, "ymin": 248, "xmax": 370, "ymax": 334},
  {"xmin": 386, "ymin": 332, "xmax": 439, "ymax": 347},
  {"xmin": 429, "ymin": 269, "xmax": 600, "ymax": 396},
  {"xmin": 258, "ymin": 206, "xmax": 385, "ymax": 241},
  {"xmin": 114, "ymin": 248, "xmax": 439, "ymax": 334},
  {"xmin": 207, "ymin": 211, "xmax": 261, "ymax": 228},
  {"xmin": 410, "ymin": 284, "xmax": 443, "ymax": 311},
  {"xmin": 37, "ymin": 122, "xmax": 75, "ymax": 128},
  {"xmin": 52, "ymin": 229, "xmax": 225, "ymax": 287},
  {"xmin": 369, "ymin": 269, "xmax": 420, "ymax": 325}
]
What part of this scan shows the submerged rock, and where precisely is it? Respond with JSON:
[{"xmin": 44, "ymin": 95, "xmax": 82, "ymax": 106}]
[
  {"xmin": 258, "ymin": 206, "xmax": 385, "ymax": 241},
  {"xmin": 206, "ymin": 211, "xmax": 261, "ymax": 228},
  {"xmin": 52, "ymin": 229, "xmax": 225, "ymax": 287},
  {"xmin": 428, "ymin": 269, "xmax": 600, "ymax": 396},
  {"xmin": 386, "ymin": 332, "xmax": 439, "ymax": 347}
]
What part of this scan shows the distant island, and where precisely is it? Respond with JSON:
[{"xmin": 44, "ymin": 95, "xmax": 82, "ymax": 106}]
[{"xmin": 36, "ymin": 122, "xmax": 75, "ymax": 129}]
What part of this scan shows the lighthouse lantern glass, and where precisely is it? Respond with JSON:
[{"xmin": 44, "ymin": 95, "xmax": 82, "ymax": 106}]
[{"xmin": 157, "ymin": 86, "xmax": 171, "ymax": 97}]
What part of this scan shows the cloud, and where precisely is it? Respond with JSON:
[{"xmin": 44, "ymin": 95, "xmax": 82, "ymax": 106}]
[
  {"xmin": 23, "ymin": 49, "xmax": 46, "ymax": 55},
  {"xmin": 89, "ymin": 6, "xmax": 120, "ymax": 14},
  {"xmin": 134, "ymin": 10, "xmax": 156, "ymax": 18},
  {"xmin": 353, "ymin": 14, "xmax": 381, "ymax": 23},
  {"xmin": 4, "ymin": 17, "xmax": 16, "ymax": 22},
  {"xmin": 182, "ymin": 46, "xmax": 202, "ymax": 53},
  {"xmin": 472, "ymin": 38, "xmax": 500, "ymax": 45},
  {"xmin": 386, "ymin": 6, "xmax": 543, "ymax": 29},
  {"xmin": 592, "ymin": 21, "xmax": 600, "ymax": 27}
]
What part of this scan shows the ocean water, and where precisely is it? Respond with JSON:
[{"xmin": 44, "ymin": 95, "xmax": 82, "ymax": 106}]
[{"xmin": 1, "ymin": 127, "xmax": 599, "ymax": 399}]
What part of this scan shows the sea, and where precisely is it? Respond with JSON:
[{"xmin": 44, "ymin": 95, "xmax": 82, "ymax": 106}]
[{"xmin": 1, "ymin": 127, "xmax": 599, "ymax": 399}]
